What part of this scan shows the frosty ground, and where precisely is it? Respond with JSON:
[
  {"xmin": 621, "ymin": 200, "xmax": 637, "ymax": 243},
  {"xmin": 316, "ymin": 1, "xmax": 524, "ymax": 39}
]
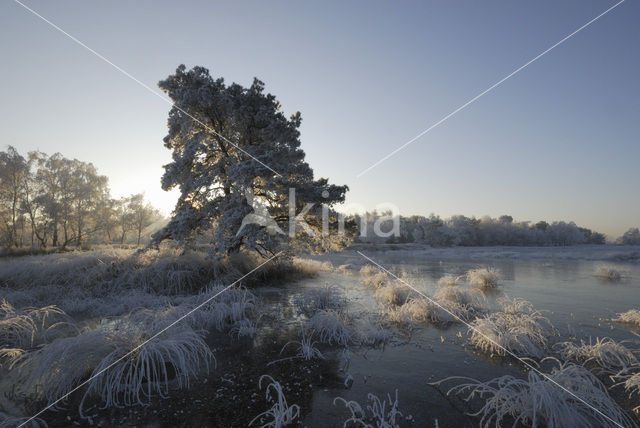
[{"xmin": 1, "ymin": 244, "xmax": 640, "ymax": 427}]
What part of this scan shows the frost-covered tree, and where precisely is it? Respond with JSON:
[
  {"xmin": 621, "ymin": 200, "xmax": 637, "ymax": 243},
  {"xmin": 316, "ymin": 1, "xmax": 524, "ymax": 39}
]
[
  {"xmin": 153, "ymin": 65, "xmax": 349, "ymax": 257},
  {"xmin": 0, "ymin": 147, "xmax": 29, "ymax": 247},
  {"xmin": 0, "ymin": 147, "xmax": 162, "ymax": 249},
  {"xmin": 617, "ymin": 227, "xmax": 640, "ymax": 245}
]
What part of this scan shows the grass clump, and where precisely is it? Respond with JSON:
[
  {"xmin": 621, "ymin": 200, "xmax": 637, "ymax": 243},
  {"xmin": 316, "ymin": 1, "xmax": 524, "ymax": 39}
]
[
  {"xmin": 554, "ymin": 337, "xmax": 638, "ymax": 372},
  {"xmin": 467, "ymin": 267, "xmax": 500, "ymax": 289},
  {"xmin": 79, "ymin": 324, "xmax": 213, "ymax": 415},
  {"xmin": 356, "ymin": 322, "xmax": 393, "ymax": 348},
  {"xmin": 333, "ymin": 389, "xmax": 403, "ymax": 428},
  {"xmin": 468, "ymin": 299, "xmax": 556, "ymax": 358},
  {"xmin": 373, "ymin": 284, "xmax": 412, "ymax": 307},
  {"xmin": 250, "ymin": 375, "xmax": 300, "ymax": 428},
  {"xmin": 0, "ymin": 300, "xmax": 75, "ymax": 349},
  {"xmin": 434, "ymin": 286, "xmax": 484, "ymax": 311},
  {"xmin": 613, "ymin": 309, "xmax": 640, "ymax": 328},
  {"xmin": 306, "ymin": 309, "xmax": 352, "ymax": 346},
  {"xmin": 612, "ymin": 370, "xmax": 640, "ymax": 413},
  {"xmin": 359, "ymin": 265, "xmax": 389, "ymax": 289},
  {"xmin": 17, "ymin": 318, "xmax": 213, "ymax": 415},
  {"xmin": 436, "ymin": 358, "xmax": 636, "ymax": 428},
  {"xmin": 294, "ymin": 284, "xmax": 345, "ymax": 315},
  {"xmin": 386, "ymin": 298, "xmax": 457, "ymax": 327}
]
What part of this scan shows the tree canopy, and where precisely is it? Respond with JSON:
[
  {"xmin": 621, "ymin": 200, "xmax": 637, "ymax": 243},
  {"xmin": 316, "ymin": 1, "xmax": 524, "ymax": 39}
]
[{"xmin": 153, "ymin": 65, "xmax": 349, "ymax": 257}]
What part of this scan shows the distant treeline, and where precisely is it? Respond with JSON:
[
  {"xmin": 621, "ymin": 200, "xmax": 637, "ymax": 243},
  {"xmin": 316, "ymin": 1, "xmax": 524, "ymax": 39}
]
[
  {"xmin": 0, "ymin": 147, "xmax": 163, "ymax": 249},
  {"xmin": 353, "ymin": 212, "xmax": 624, "ymax": 247}
]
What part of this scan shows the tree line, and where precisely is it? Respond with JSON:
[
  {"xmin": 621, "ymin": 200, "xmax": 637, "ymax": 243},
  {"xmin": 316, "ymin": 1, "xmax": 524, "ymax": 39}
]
[
  {"xmin": 354, "ymin": 212, "xmax": 612, "ymax": 246},
  {"xmin": 0, "ymin": 147, "xmax": 163, "ymax": 249}
]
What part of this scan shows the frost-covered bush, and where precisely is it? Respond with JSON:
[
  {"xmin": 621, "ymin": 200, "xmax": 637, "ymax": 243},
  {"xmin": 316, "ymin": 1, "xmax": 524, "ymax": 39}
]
[
  {"xmin": 613, "ymin": 309, "xmax": 640, "ymax": 327},
  {"xmin": 467, "ymin": 267, "xmax": 500, "ymax": 289},
  {"xmin": 468, "ymin": 301, "xmax": 556, "ymax": 358},
  {"xmin": 437, "ymin": 359, "xmax": 635, "ymax": 428},
  {"xmin": 554, "ymin": 337, "xmax": 638, "ymax": 371},
  {"xmin": 594, "ymin": 265, "xmax": 623, "ymax": 282},
  {"xmin": 250, "ymin": 375, "xmax": 300, "ymax": 428},
  {"xmin": 334, "ymin": 389, "xmax": 403, "ymax": 428},
  {"xmin": 307, "ymin": 309, "xmax": 351, "ymax": 346}
]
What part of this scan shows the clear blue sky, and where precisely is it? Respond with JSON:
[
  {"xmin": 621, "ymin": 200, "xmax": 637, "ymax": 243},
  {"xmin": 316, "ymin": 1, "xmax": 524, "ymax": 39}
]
[{"xmin": 1, "ymin": 0, "xmax": 638, "ymax": 238}]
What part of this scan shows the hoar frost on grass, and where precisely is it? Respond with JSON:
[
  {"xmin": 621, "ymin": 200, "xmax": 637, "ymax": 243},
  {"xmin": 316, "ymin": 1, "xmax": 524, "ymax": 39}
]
[
  {"xmin": 307, "ymin": 309, "xmax": 352, "ymax": 347},
  {"xmin": 294, "ymin": 283, "xmax": 345, "ymax": 315},
  {"xmin": 355, "ymin": 322, "xmax": 393, "ymax": 348},
  {"xmin": 468, "ymin": 298, "xmax": 556, "ymax": 358},
  {"xmin": 613, "ymin": 309, "xmax": 640, "ymax": 328},
  {"xmin": 498, "ymin": 296, "xmax": 534, "ymax": 315},
  {"xmin": 250, "ymin": 375, "xmax": 300, "ymax": 428},
  {"xmin": 333, "ymin": 389, "xmax": 403, "ymax": 428},
  {"xmin": 359, "ymin": 265, "xmax": 390, "ymax": 290},
  {"xmin": 435, "ymin": 358, "xmax": 637, "ymax": 428},
  {"xmin": 14, "ymin": 318, "xmax": 213, "ymax": 415},
  {"xmin": 383, "ymin": 286, "xmax": 485, "ymax": 328},
  {"xmin": 612, "ymin": 370, "xmax": 640, "ymax": 412},
  {"xmin": 373, "ymin": 284, "xmax": 412, "ymax": 307},
  {"xmin": 0, "ymin": 300, "xmax": 75, "ymax": 349},
  {"xmin": 0, "ymin": 412, "xmax": 47, "ymax": 428},
  {"xmin": 279, "ymin": 329, "xmax": 324, "ymax": 362},
  {"xmin": 554, "ymin": 337, "xmax": 638, "ymax": 372},
  {"xmin": 434, "ymin": 286, "xmax": 485, "ymax": 311},
  {"xmin": 466, "ymin": 267, "xmax": 500, "ymax": 289},
  {"xmin": 79, "ymin": 325, "xmax": 213, "ymax": 416}
]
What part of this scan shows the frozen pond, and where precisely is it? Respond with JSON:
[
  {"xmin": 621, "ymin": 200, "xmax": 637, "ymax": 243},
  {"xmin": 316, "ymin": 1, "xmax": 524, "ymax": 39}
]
[{"xmin": 280, "ymin": 246, "xmax": 640, "ymax": 426}]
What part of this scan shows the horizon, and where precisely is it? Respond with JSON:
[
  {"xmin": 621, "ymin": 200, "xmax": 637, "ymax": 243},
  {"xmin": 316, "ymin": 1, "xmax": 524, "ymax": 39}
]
[{"xmin": 2, "ymin": 0, "xmax": 639, "ymax": 238}]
